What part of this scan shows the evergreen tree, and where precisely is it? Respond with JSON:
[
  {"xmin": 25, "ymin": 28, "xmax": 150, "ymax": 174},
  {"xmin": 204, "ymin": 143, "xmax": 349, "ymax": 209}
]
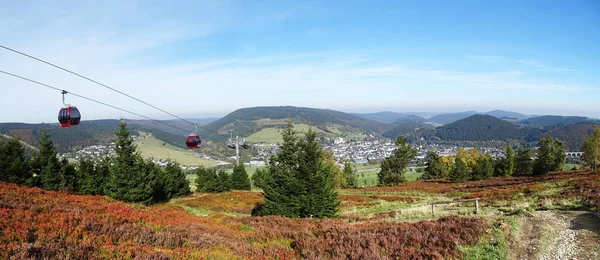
[
  {"xmin": 378, "ymin": 136, "xmax": 417, "ymax": 186},
  {"xmin": 581, "ymin": 127, "xmax": 600, "ymax": 170},
  {"xmin": 514, "ymin": 148, "xmax": 534, "ymax": 176},
  {"xmin": 324, "ymin": 151, "xmax": 346, "ymax": 188},
  {"xmin": 472, "ymin": 155, "xmax": 495, "ymax": 181},
  {"xmin": 533, "ymin": 136, "xmax": 566, "ymax": 176},
  {"xmin": 161, "ymin": 161, "xmax": 191, "ymax": 199},
  {"xmin": 261, "ymin": 122, "xmax": 303, "ymax": 217},
  {"xmin": 260, "ymin": 123, "xmax": 340, "ymax": 218},
  {"xmin": 297, "ymin": 129, "xmax": 339, "ymax": 218},
  {"xmin": 231, "ymin": 164, "xmax": 251, "ymax": 190},
  {"xmin": 450, "ymin": 157, "xmax": 469, "ymax": 183},
  {"xmin": 77, "ymin": 158, "xmax": 96, "ymax": 194},
  {"xmin": 34, "ymin": 131, "xmax": 62, "ymax": 190},
  {"xmin": 422, "ymin": 151, "xmax": 447, "ymax": 180},
  {"xmin": 59, "ymin": 158, "xmax": 78, "ymax": 192},
  {"xmin": 215, "ymin": 170, "xmax": 232, "ymax": 193},
  {"xmin": 105, "ymin": 121, "xmax": 155, "ymax": 204},
  {"xmin": 494, "ymin": 146, "xmax": 515, "ymax": 177},
  {"xmin": 0, "ymin": 137, "xmax": 31, "ymax": 184},
  {"xmin": 342, "ymin": 161, "xmax": 358, "ymax": 188},
  {"xmin": 251, "ymin": 168, "xmax": 267, "ymax": 189},
  {"xmin": 195, "ymin": 167, "xmax": 217, "ymax": 192},
  {"xmin": 505, "ymin": 146, "xmax": 515, "ymax": 176}
]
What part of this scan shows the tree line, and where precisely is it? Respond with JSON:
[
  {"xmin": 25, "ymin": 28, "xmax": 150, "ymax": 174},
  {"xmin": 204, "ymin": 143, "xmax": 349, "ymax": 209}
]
[{"xmin": 0, "ymin": 121, "xmax": 190, "ymax": 204}]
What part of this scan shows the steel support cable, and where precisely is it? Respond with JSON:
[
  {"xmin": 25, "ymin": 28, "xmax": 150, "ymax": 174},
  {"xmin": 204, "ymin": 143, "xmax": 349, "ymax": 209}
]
[
  {"xmin": 0, "ymin": 44, "xmax": 228, "ymax": 139},
  {"xmin": 0, "ymin": 69, "xmax": 228, "ymax": 140}
]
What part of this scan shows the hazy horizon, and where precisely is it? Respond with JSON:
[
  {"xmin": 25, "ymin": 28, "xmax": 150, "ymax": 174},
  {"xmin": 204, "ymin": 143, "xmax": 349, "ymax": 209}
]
[
  {"xmin": 1, "ymin": 105, "xmax": 597, "ymax": 124},
  {"xmin": 1, "ymin": 1, "xmax": 598, "ymax": 123}
]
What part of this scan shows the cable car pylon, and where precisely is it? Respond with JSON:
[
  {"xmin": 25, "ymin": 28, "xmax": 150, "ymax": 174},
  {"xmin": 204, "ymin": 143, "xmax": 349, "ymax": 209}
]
[{"xmin": 228, "ymin": 130, "xmax": 251, "ymax": 165}]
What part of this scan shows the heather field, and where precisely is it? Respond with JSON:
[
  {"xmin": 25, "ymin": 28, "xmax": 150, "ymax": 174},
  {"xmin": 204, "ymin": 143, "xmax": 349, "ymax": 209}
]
[{"xmin": 2, "ymin": 169, "xmax": 600, "ymax": 259}]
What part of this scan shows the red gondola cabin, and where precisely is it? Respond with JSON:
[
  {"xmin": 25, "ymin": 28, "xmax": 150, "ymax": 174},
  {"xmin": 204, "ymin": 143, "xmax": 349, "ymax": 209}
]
[
  {"xmin": 186, "ymin": 135, "xmax": 201, "ymax": 149},
  {"xmin": 58, "ymin": 106, "xmax": 81, "ymax": 127}
]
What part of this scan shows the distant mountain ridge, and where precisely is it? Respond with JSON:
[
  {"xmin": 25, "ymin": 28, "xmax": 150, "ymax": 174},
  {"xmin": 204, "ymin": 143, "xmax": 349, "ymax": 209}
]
[
  {"xmin": 351, "ymin": 111, "xmax": 437, "ymax": 123},
  {"xmin": 518, "ymin": 116, "xmax": 600, "ymax": 128},
  {"xmin": 355, "ymin": 110, "xmax": 531, "ymax": 125},
  {"xmin": 382, "ymin": 114, "xmax": 599, "ymax": 151},
  {"xmin": 200, "ymin": 106, "xmax": 395, "ymax": 139}
]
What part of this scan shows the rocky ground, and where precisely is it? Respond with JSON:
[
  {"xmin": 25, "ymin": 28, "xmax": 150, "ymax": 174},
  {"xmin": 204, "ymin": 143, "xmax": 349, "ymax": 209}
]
[{"xmin": 510, "ymin": 211, "xmax": 600, "ymax": 260}]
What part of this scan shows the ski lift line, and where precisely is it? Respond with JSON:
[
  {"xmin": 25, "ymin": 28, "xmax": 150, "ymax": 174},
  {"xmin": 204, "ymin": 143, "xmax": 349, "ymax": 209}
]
[
  {"xmin": 0, "ymin": 44, "xmax": 228, "ymax": 139},
  {"xmin": 0, "ymin": 69, "xmax": 224, "ymax": 140}
]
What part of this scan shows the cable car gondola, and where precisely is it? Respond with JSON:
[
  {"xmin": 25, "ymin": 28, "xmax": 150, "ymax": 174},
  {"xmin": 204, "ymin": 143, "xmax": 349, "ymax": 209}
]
[
  {"xmin": 58, "ymin": 90, "xmax": 81, "ymax": 127},
  {"xmin": 186, "ymin": 134, "xmax": 201, "ymax": 149},
  {"xmin": 58, "ymin": 106, "xmax": 81, "ymax": 127}
]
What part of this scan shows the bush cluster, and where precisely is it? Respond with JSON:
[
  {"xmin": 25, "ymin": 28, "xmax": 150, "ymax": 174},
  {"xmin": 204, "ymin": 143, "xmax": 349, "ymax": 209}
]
[{"xmin": 0, "ymin": 122, "xmax": 189, "ymax": 205}]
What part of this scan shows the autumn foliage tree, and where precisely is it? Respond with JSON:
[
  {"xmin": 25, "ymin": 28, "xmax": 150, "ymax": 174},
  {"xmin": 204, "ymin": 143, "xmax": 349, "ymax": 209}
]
[{"xmin": 581, "ymin": 127, "xmax": 600, "ymax": 170}]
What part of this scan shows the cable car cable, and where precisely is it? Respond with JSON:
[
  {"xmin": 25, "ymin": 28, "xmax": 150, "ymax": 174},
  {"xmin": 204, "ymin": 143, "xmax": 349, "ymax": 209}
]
[
  {"xmin": 0, "ymin": 69, "xmax": 224, "ymax": 140},
  {"xmin": 0, "ymin": 44, "xmax": 228, "ymax": 139}
]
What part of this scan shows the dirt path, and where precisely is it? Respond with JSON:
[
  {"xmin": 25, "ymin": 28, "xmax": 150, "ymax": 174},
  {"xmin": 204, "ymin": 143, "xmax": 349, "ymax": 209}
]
[{"xmin": 510, "ymin": 211, "xmax": 600, "ymax": 260}]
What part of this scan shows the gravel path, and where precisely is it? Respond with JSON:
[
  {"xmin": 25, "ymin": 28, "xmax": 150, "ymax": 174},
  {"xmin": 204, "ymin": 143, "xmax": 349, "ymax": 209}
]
[{"xmin": 510, "ymin": 211, "xmax": 600, "ymax": 260}]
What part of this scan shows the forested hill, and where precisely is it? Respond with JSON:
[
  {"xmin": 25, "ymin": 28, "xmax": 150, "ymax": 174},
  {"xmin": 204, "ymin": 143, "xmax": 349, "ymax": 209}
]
[
  {"xmin": 542, "ymin": 123, "xmax": 599, "ymax": 151},
  {"xmin": 518, "ymin": 116, "xmax": 600, "ymax": 128},
  {"xmin": 427, "ymin": 111, "xmax": 478, "ymax": 125},
  {"xmin": 435, "ymin": 114, "xmax": 527, "ymax": 141},
  {"xmin": 0, "ymin": 120, "xmax": 186, "ymax": 153},
  {"xmin": 200, "ymin": 106, "xmax": 395, "ymax": 138}
]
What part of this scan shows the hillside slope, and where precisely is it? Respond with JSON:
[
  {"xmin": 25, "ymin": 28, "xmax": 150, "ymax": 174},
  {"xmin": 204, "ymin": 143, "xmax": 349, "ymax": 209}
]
[
  {"xmin": 0, "ymin": 182, "xmax": 487, "ymax": 259},
  {"xmin": 519, "ymin": 116, "xmax": 599, "ymax": 128},
  {"xmin": 201, "ymin": 106, "xmax": 395, "ymax": 139},
  {"xmin": 0, "ymin": 120, "xmax": 188, "ymax": 152},
  {"xmin": 435, "ymin": 114, "xmax": 524, "ymax": 141}
]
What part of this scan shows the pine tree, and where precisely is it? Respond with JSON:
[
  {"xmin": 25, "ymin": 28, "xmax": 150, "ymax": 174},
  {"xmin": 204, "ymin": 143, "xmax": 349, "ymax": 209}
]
[
  {"xmin": 251, "ymin": 168, "xmax": 267, "ymax": 189},
  {"xmin": 35, "ymin": 131, "xmax": 62, "ymax": 190},
  {"xmin": 77, "ymin": 158, "xmax": 96, "ymax": 194},
  {"xmin": 261, "ymin": 122, "xmax": 303, "ymax": 217},
  {"xmin": 514, "ymin": 148, "xmax": 534, "ymax": 176},
  {"xmin": 581, "ymin": 127, "xmax": 600, "ymax": 170},
  {"xmin": 162, "ymin": 161, "xmax": 191, "ymax": 199},
  {"xmin": 215, "ymin": 170, "xmax": 232, "ymax": 193},
  {"xmin": 533, "ymin": 137, "xmax": 566, "ymax": 176},
  {"xmin": 231, "ymin": 164, "xmax": 251, "ymax": 190},
  {"xmin": 59, "ymin": 158, "xmax": 78, "ymax": 192},
  {"xmin": 472, "ymin": 155, "xmax": 495, "ymax": 181},
  {"xmin": 297, "ymin": 129, "xmax": 340, "ymax": 218},
  {"xmin": 422, "ymin": 151, "xmax": 447, "ymax": 180},
  {"xmin": 324, "ymin": 151, "xmax": 346, "ymax": 188},
  {"xmin": 505, "ymin": 146, "xmax": 515, "ymax": 176},
  {"xmin": 0, "ymin": 137, "xmax": 31, "ymax": 184},
  {"xmin": 450, "ymin": 157, "xmax": 469, "ymax": 183},
  {"xmin": 196, "ymin": 167, "xmax": 218, "ymax": 192},
  {"xmin": 378, "ymin": 137, "xmax": 417, "ymax": 186},
  {"xmin": 105, "ymin": 121, "xmax": 155, "ymax": 204},
  {"xmin": 260, "ymin": 123, "xmax": 340, "ymax": 218},
  {"xmin": 342, "ymin": 161, "xmax": 358, "ymax": 188}
]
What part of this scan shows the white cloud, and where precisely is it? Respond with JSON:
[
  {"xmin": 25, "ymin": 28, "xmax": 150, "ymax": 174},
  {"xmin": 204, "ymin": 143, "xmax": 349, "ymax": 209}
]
[{"xmin": 0, "ymin": 2, "xmax": 594, "ymax": 123}]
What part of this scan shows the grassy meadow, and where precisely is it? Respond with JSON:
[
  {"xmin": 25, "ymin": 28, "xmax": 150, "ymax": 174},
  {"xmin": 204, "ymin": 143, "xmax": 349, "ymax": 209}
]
[{"xmin": 135, "ymin": 132, "xmax": 218, "ymax": 167}]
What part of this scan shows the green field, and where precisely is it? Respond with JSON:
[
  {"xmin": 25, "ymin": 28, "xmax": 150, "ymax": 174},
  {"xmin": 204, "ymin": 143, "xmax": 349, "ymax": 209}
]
[
  {"xmin": 135, "ymin": 132, "xmax": 218, "ymax": 167},
  {"xmin": 246, "ymin": 124, "xmax": 327, "ymax": 143},
  {"xmin": 353, "ymin": 163, "xmax": 423, "ymax": 187},
  {"xmin": 563, "ymin": 163, "xmax": 581, "ymax": 170}
]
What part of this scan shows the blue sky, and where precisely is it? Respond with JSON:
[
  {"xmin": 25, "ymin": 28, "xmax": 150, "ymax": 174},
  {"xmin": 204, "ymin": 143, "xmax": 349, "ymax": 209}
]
[{"xmin": 0, "ymin": 0, "xmax": 598, "ymax": 123}]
